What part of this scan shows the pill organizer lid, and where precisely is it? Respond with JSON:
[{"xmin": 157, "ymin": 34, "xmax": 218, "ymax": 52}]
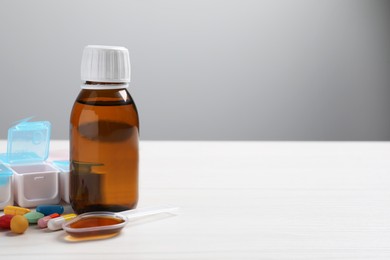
[
  {"xmin": 1, "ymin": 120, "xmax": 51, "ymax": 164},
  {"xmin": 0, "ymin": 164, "xmax": 12, "ymax": 186},
  {"xmin": 53, "ymin": 160, "xmax": 70, "ymax": 171},
  {"xmin": 0, "ymin": 164, "xmax": 12, "ymax": 175}
]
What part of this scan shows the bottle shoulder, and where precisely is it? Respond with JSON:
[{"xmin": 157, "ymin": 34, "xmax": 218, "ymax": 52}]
[{"xmin": 70, "ymin": 88, "xmax": 140, "ymax": 129}]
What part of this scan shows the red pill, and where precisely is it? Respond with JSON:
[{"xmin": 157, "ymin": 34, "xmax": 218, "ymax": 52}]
[{"xmin": 0, "ymin": 214, "xmax": 14, "ymax": 229}]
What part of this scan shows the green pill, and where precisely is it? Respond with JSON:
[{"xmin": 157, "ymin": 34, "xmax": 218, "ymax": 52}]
[{"xmin": 24, "ymin": 212, "xmax": 45, "ymax": 224}]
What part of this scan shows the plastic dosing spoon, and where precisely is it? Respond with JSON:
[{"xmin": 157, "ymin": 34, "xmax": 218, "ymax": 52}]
[{"xmin": 62, "ymin": 206, "xmax": 179, "ymax": 238}]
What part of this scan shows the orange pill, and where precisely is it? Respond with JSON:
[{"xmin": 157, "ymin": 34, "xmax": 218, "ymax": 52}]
[{"xmin": 10, "ymin": 215, "xmax": 29, "ymax": 234}]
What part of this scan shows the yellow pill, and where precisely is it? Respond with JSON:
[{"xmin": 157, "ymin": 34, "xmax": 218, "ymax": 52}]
[
  {"xmin": 4, "ymin": 205, "xmax": 31, "ymax": 216},
  {"xmin": 10, "ymin": 215, "xmax": 29, "ymax": 234}
]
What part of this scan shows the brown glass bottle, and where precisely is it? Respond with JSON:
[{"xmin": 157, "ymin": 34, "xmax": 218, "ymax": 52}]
[{"xmin": 70, "ymin": 86, "xmax": 139, "ymax": 214}]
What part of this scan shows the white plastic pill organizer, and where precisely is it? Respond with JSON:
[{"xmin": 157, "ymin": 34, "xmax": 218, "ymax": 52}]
[
  {"xmin": 0, "ymin": 164, "xmax": 13, "ymax": 209},
  {"xmin": 0, "ymin": 119, "xmax": 70, "ymax": 209}
]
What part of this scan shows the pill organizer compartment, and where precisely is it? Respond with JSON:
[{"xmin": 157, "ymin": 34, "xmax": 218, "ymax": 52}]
[
  {"xmin": 52, "ymin": 160, "xmax": 70, "ymax": 204},
  {"xmin": 0, "ymin": 164, "xmax": 13, "ymax": 209},
  {"xmin": 11, "ymin": 163, "xmax": 59, "ymax": 207},
  {"xmin": 0, "ymin": 120, "xmax": 60, "ymax": 208}
]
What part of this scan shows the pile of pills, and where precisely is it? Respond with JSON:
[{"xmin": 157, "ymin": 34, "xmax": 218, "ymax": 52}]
[{"xmin": 0, "ymin": 205, "xmax": 76, "ymax": 234}]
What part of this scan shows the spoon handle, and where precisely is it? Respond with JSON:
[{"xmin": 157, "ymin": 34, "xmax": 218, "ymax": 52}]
[{"xmin": 120, "ymin": 205, "xmax": 179, "ymax": 219}]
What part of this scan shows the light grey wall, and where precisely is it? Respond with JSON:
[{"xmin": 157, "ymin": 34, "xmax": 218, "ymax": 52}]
[{"xmin": 1, "ymin": 0, "xmax": 389, "ymax": 141}]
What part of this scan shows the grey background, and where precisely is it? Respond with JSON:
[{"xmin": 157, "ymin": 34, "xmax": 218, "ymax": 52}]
[{"xmin": 0, "ymin": 0, "xmax": 389, "ymax": 141}]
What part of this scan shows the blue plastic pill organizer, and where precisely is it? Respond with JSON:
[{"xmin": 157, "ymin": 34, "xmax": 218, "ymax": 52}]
[{"xmin": 0, "ymin": 118, "xmax": 62, "ymax": 208}]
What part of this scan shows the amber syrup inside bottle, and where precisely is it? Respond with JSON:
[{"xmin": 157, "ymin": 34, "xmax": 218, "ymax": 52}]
[{"xmin": 70, "ymin": 84, "xmax": 139, "ymax": 214}]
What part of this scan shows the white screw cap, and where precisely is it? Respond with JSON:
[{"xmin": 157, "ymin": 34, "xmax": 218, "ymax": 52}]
[{"xmin": 81, "ymin": 45, "xmax": 131, "ymax": 83}]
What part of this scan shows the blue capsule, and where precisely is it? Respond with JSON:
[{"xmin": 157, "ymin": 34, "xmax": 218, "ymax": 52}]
[{"xmin": 36, "ymin": 205, "xmax": 64, "ymax": 216}]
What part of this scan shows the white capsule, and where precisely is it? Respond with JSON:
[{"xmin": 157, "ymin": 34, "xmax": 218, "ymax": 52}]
[{"xmin": 47, "ymin": 214, "xmax": 77, "ymax": 231}]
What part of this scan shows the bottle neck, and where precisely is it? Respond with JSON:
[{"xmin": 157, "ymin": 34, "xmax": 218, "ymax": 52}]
[
  {"xmin": 81, "ymin": 81, "xmax": 129, "ymax": 90},
  {"xmin": 77, "ymin": 87, "xmax": 133, "ymax": 106}
]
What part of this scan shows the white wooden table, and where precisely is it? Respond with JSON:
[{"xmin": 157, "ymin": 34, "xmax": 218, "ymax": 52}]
[{"xmin": 1, "ymin": 140, "xmax": 390, "ymax": 259}]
